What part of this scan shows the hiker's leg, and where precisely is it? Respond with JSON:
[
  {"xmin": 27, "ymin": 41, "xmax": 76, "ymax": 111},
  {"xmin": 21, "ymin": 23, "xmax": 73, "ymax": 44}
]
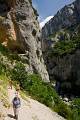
[
  {"xmin": 15, "ymin": 108, "xmax": 19, "ymax": 120},
  {"xmin": 13, "ymin": 107, "xmax": 16, "ymax": 116},
  {"xmin": 13, "ymin": 108, "xmax": 18, "ymax": 119}
]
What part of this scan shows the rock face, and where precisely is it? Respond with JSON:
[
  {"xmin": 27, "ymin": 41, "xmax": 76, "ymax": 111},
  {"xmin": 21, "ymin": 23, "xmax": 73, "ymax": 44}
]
[
  {"xmin": 44, "ymin": 49, "xmax": 80, "ymax": 94},
  {"xmin": 0, "ymin": 0, "xmax": 49, "ymax": 82},
  {"xmin": 42, "ymin": 0, "xmax": 80, "ymax": 38},
  {"xmin": 42, "ymin": 0, "xmax": 80, "ymax": 94}
]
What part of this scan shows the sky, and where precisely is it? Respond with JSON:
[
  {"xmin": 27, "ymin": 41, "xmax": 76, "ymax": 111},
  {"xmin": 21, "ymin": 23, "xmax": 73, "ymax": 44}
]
[{"xmin": 32, "ymin": 0, "xmax": 75, "ymax": 22}]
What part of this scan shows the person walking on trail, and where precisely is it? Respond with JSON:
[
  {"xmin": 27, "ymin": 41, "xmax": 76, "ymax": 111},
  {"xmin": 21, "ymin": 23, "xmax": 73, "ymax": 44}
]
[{"xmin": 12, "ymin": 95, "xmax": 21, "ymax": 120}]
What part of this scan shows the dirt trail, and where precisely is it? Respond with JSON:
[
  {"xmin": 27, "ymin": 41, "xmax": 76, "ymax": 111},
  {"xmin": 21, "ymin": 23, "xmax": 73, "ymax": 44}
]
[{"xmin": 5, "ymin": 87, "xmax": 65, "ymax": 120}]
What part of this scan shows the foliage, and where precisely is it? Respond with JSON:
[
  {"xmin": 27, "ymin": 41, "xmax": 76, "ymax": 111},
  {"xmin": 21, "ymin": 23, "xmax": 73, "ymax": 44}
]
[
  {"xmin": 33, "ymin": 7, "xmax": 39, "ymax": 18},
  {"xmin": 0, "ymin": 45, "xmax": 79, "ymax": 119},
  {"xmin": 71, "ymin": 98, "xmax": 80, "ymax": 108},
  {"xmin": 0, "ymin": 43, "xmax": 27, "ymax": 63},
  {"xmin": 11, "ymin": 64, "xmax": 59, "ymax": 106},
  {"xmin": 11, "ymin": 62, "xmax": 27, "ymax": 83},
  {"xmin": 54, "ymin": 102, "xmax": 72, "ymax": 119},
  {"xmin": 0, "ymin": 75, "xmax": 10, "ymax": 108},
  {"xmin": 11, "ymin": 63, "xmax": 72, "ymax": 119},
  {"xmin": 48, "ymin": 34, "xmax": 80, "ymax": 57},
  {"xmin": 0, "ymin": 62, "xmax": 6, "ymax": 75},
  {"xmin": 68, "ymin": 98, "xmax": 80, "ymax": 120},
  {"xmin": 0, "ymin": 44, "xmax": 8, "ymax": 55},
  {"xmin": 22, "ymin": 74, "xmax": 59, "ymax": 105}
]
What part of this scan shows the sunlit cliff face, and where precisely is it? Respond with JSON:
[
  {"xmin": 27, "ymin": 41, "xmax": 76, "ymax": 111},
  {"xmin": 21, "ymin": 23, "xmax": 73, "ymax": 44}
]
[{"xmin": 0, "ymin": 0, "xmax": 25, "ymax": 52}]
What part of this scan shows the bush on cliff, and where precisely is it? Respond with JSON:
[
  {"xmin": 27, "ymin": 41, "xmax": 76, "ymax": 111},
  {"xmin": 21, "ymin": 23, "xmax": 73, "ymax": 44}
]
[
  {"xmin": 48, "ymin": 34, "xmax": 80, "ymax": 57},
  {"xmin": 70, "ymin": 98, "xmax": 80, "ymax": 120}
]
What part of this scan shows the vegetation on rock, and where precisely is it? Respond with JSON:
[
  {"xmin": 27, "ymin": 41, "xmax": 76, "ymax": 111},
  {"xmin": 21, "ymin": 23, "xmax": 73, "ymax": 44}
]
[
  {"xmin": 10, "ymin": 62, "xmax": 80, "ymax": 119},
  {"xmin": 48, "ymin": 32, "xmax": 80, "ymax": 57}
]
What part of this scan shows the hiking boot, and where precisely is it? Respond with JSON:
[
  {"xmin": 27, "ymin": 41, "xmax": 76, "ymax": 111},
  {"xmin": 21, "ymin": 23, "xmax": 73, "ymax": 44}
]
[{"xmin": 14, "ymin": 115, "xmax": 18, "ymax": 120}]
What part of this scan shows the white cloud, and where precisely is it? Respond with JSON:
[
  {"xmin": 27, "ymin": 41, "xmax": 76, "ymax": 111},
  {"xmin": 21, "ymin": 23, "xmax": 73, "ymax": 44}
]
[{"xmin": 40, "ymin": 16, "xmax": 53, "ymax": 29}]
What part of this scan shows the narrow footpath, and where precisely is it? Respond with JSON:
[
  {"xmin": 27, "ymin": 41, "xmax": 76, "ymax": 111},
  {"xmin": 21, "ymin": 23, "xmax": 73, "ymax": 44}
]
[{"xmin": 5, "ymin": 87, "xmax": 65, "ymax": 120}]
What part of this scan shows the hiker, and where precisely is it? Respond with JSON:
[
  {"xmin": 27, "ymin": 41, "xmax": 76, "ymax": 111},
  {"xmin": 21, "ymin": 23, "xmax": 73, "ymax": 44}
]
[
  {"xmin": 9, "ymin": 80, "xmax": 12, "ymax": 89},
  {"xmin": 12, "ymin": 95, "xmax": 21, "ymax": 120}
]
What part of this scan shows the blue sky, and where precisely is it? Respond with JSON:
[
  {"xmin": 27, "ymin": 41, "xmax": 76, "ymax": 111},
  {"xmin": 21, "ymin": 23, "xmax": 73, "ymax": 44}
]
[{"xmin": 32, "ymin": 0, "xmax": 75, "ymax": 22}]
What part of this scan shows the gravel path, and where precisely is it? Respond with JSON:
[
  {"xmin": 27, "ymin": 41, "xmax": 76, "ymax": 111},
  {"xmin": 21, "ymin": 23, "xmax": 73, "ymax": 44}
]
[{"xmin": 5, "ymin": 87, "xmax": 65, "ymax": 120}]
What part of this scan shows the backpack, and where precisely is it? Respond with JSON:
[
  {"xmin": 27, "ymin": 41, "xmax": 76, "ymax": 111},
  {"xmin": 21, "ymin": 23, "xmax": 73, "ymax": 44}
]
[{"xmin": 13, "ymin": 97, "xmax": 21, "ymax": 108}]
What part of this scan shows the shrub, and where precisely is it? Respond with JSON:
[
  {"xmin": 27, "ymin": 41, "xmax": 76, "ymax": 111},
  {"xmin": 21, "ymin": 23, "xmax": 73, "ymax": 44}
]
[
  {"xmin": 11, "ymin": 65, "xmax": 58, "ymax": 105},
  {"xmin": 0, "ymin": 62, "xmax": 6, "ymax": 75},
  {"xmin": 54, "ymin": 102, "xmax": 72, "ymax": 119},
  {"xmin": 71, "ymin": 98, "xmax": 80, "ymax": 108},
  {"xmin": 11, "ymin": 62, "xmax": 27, "ymax": 85},
  {"xmin": 70, "ymin": 98, "xmax": 80, "ymax": 120},
  {"xmin": 11, "ymin": 63, "xmax": 74, "ymax": 119},
  {"xmin": 48, "ymin": 34, "xmax": 80, "ymax": 57},
  {"xmin": 0, "ymin": 44, "xmax": 8, "ymax": 55}
]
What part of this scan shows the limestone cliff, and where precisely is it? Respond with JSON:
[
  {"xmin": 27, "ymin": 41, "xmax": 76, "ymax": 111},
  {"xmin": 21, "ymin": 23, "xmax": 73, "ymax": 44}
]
[
  {"xmin": 42, "ymin": 0, "xmax": 80, "ymax": 95},
  {"xmin": 42, "ymin": 0, "xmax": 80, "ymax": 38},
  {"xmin": 0, "ymin": 0, "xmax": 49, "ymax": 82}
]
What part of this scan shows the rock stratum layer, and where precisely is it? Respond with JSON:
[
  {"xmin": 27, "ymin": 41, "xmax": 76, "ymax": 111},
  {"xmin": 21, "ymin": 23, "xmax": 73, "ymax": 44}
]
[{"xmin": 0, "ymin": 0, "xmax": 49, "ymax": 82}]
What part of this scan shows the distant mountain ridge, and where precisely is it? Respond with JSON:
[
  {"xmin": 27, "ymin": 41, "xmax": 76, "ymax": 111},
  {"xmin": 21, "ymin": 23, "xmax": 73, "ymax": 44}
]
[{"xmin": 42, "ymin": 0, "xmax": 80, "ymax": 38}]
